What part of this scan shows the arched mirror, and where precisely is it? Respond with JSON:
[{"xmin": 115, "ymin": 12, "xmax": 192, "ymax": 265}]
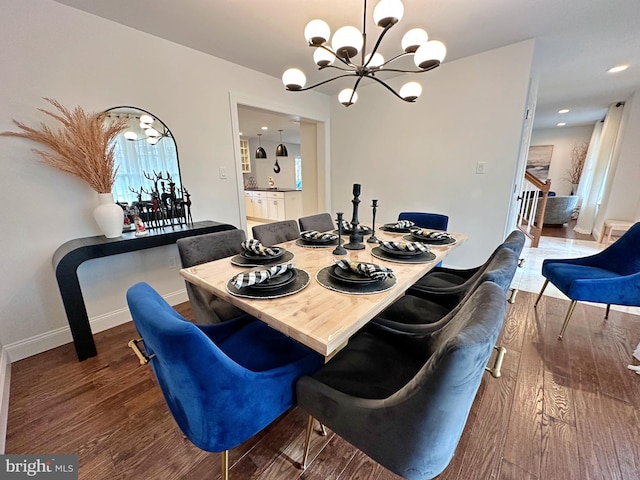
[{"xmin": 104, "ymin": 106, "xmax": 182, "ymax": 206}]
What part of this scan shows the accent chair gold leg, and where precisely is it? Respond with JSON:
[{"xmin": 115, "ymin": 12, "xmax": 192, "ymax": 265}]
[
  {"xmin": 485, "ymin": 346, "xmax": 507, "ymax": 378},
  {"xmin": 221, "ymin": 450, "xmax": 229, "ymax": 480},
  {"xmin": 534, "ymin": 279, "xmax": 549, "ymax": 308},
  {"xmin": 605, "ymin": 304, "xmax": 611, "ymax": 319},
  {"xmin": 508, "ymin": 288, "xmax": 518, "ymax": 304},
  {"xmin": 518, "ymin": 258, "xmax": 525, "ymax": 268},
  {"xmin": 300, "ymin": 415, "xmax": 314, "ymax": 470},
  {"xmin": 558, "ymin": 300, "xmax": 577, "ymax": 340},
  {"xmin": 319, "ymin": 422, "xmax": 327, "ymax": 436}
]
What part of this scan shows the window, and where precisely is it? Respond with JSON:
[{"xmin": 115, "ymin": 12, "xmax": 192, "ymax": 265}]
[{"xmin": 295, "ymin": 156, "xmax": 303, "ymax": 190}]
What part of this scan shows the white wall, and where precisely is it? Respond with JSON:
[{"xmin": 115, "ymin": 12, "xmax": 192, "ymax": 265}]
[
  {"xmin": 0, "ymin": 0, "xmax": 329, "ymax": 358},
  {"xmin": 330, "ymin": 41, "xmax": 536, "ymax": 267},
  {"xmin": 530, "ymin": 125, "xmax": 595, "ymax": 195}
]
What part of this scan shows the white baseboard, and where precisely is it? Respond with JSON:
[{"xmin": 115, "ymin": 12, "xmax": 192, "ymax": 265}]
[
  {"xmin": 5, "ymin": 289, "xmax": 188, "ymax": 363},
  {"xmin": 0, "ymin": 346, "xmax": 10, "ymax": 453}
]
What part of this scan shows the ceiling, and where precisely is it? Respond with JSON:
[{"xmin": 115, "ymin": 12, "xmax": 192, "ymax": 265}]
[{"xmin": 54, "ymin": 0, "xmax": 640, "ymax": 136}]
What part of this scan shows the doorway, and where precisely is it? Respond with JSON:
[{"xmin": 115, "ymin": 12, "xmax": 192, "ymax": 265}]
[{"xmin": 228, "ymin": 94, "xmax": 328, "ymax": 234}]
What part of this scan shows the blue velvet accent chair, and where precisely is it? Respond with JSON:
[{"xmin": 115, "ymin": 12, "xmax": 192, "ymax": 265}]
[
  {"xmin": 373, "ymin": 247, "xmax": 518, "ymax": 334},
  {"xmin": 176, "ymin": 229, "xmax": 247, "ymax": 325},
  {"xmin": 296, "ymin": 282, "xmax": 507, "ymax": 480},
  {"xmin": 412, "ymin": 230, "xmax": 525, "ymax": 300},
  {"xmin": 126, "ymin": 282, "xmax": 324, "ymax": 479},
  {"xmin": 534, "ymin": 221, "xmax": 640, "ymax": 339},
  {"xmin": 299, "ymin": 213, "xmax": 334, "ymax": 232},
  {"xmin": 252, "ymin": 220, "xmax": 300, "ymax": 246},
  {"xmin": 398, "ymin": 211, "xmax": 449, "ymax": 230}
]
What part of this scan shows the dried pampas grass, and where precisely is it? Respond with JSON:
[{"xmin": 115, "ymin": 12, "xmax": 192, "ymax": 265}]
[{"xmin": 0, "ymin": 98, "xmax": 128, "ymax": 193}]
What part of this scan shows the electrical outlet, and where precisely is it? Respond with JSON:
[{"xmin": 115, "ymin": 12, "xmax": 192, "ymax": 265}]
[
  {"xmin": 219, "ymin": 167, "xmax": 227, "ymax": 179},
  {"xmin": 476, "ymin": 161, "xmax": 486, "ymax": 174},
  {"xmin": 168, "ymin": 256, "xmax": 178, "ymax": 269}
]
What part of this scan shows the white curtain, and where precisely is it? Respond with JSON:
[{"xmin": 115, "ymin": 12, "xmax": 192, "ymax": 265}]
[
  {"xmin": 107, "ymin": 113, "xmax": 180, "ymax": 205},
  {"xmin": 574, "ymin": 103, "xmax": 624, "ymax": 235}
]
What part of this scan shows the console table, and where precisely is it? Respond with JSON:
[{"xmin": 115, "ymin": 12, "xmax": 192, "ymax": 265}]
[{"xmin": 53, "ymin": 220, "xmax": 236, "ymax": 361}]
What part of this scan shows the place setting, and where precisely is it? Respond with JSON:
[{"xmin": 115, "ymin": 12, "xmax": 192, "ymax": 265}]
[
  {"xmin": 403, "ymin": 229, "xmax": 457, "ymax": 246},
  {"xmin": 230, "ymin": 238, "xmax": 295, "ymax": 266},
  {"xmin": 371, "ymin": 240, "xmax": 437, "ymax": 264},
  {"xmin": 226, "ymin": 262, "xmax": 310, "ymax": 299},
  {"xmin": 333, "ymin": 220, "xmax": 372, "ymax": 236},
  {"xmin": 295, "ymin": 230, "xmax": 340, "ymax": 248},
  {"xmin": 315, "ymin": 258, "xmax": 397, "ymax": 295},
  {"xmin": 379, "ymin": 219, "xmax": 418, "ymax": 234}
]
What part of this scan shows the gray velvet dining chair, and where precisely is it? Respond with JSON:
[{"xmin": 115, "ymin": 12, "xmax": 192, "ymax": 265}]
[
  {"xmin": 298, "ymin": 213, "xmax": 334, "ymax": 232},
  {"xmin": 252, "ymin": 220, "xmax": 300, "ymax": 246},
  {"xmin": 412, "ymin": 230, "xmax": 525, "ymax": 302},
  {"xmin": 176, "ymin": 229, "xmax": 247, "ymax": 325},
  {"xmin": 296, "ymin": 281, "xmax": 507, "ymax": 480},
  {"xmin": 373, "ymin": 247, "xmax": 518, "ymax": 334}
]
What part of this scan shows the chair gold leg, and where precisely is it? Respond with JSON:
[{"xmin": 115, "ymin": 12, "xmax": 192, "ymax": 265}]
[
  {"xmin": 534, "ymin": 279, "xmax": 549, "ymax": 307},
  {"xmin": 508, "ymin": 288, "xmax": 518, "ymax": 304},
  {"xmin": 221, "ymin": 450, "xmax": 229, "ymax": 480},
  {"xmin": 605, "ymin": 304, "xmax": 611, "ymax": 319},
  {"xmin": 300, "ymin": 415, "xmax": 314, "ymax": 470},
  {"xmin": 485, "ymin": 346, "xmax": 507, "ymax": 378},
  {"xmin": 518, "ymin": 257, "xmax": 525, "ymax": 268},
  {"xmin": 558, "ymin": 301, "xmax": 577, "ymax": 340},
  {"xmin": 319, "ymin": 422, "xmax": 327, "ymax": 436}
]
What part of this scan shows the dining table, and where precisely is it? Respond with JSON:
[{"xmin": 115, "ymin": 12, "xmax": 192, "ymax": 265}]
[{"xmin": 180, "ymin": 228, "xmax": 467, "ymax": 358}]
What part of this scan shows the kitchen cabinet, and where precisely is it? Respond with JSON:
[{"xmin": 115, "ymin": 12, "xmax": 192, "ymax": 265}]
[
  {"xmin": 240, "ymin": 139, "xmax": 250, "ymax": 173},
  {"xmin": 245, "ymin": 190, "xmax": 302, "ymax": 221}
]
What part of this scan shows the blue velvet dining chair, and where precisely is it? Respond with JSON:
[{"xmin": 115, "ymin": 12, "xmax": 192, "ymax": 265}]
[
  {"xmin": 398, "ymin": 211, "xmax": 449, "ymax": 230},
  {"xmin": 534, "ymin": 221, "xmax": 640, "ymax": 339},
  {"xmin": 296, "ymin": 281, "xmax": 507, "ymax": 480},
  {"xmin": 126, "ymin": 282, "xmax": 323, "ymax": 479}
]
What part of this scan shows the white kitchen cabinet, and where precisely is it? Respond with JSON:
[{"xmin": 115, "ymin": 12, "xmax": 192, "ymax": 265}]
[{"xmin": 245, "ymin": 190, "xmax": 302, "ymax": 221}]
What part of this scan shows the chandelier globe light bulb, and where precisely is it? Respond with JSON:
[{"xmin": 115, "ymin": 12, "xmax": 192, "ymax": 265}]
[
  {"xmin": 304, "ymin": 19, "xmax": 331, "ymax": 45},
  {"xmin": 339, "ymin": 88, "xmax": 358, "ymax": 106},
  {"xmin": 364, "ymin": 52, "xmax": 385, "ymax": 68},
  {"xmin": 401, "ymin": 28, "xmax": 429, "ymax": 53},
  {"xmin": 332, "ymin": 26, "xmax": 363, "ymax": 59},
  {"xmin": 282, "ymin": 68, "xmax": 307, "ymax": 90},
  {"xmin": 414, "ymin": 40, "xmax": 447, "ymax": 70},
  {"xmin": 314, "ymin": 48, "xmax": 336, "ymax": 67},
  {"xmin": 373, "ymin": 0, "xmax": 405, "ymax": 28},
  {"xmin": 399, "ymin": 82, "xmax": 422, "ymax": 101}
]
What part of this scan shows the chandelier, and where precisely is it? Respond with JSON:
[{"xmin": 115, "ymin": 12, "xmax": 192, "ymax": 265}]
[
  {"xmin": 281, "ymin": 0, "xmax": 446, "ymax": 107},
  {"xmin": 123, "ymin": 114, "xmax": 171, "ymax": 145}
]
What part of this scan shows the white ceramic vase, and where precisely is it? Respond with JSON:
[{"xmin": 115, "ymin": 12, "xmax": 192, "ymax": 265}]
[{"xmin": 93, "ymin": 192, "xmax": 123, "ymax": 238}]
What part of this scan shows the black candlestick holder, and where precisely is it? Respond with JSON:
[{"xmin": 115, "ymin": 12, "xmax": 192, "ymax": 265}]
[
  {"xmin": 332, "ymin": 212, "xmax": 347, "ymax": 255},
  {"xmin": 344, "ymin": 184, "xmax": 365, "ymax": 250},
  {"xmin": 367, "ymin": 199, "xmax": 379, "ymax": 244}
]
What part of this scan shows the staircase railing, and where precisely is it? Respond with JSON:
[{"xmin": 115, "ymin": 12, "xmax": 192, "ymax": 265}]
[{"xmin": 517, "ymin": 171, "xmax": 551, "ymax": 248}]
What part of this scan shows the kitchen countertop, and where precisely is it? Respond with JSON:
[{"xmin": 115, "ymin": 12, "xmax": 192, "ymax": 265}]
[{"xmin": 244, "ymin": 188, "xmax": 301, "ymax": 192}]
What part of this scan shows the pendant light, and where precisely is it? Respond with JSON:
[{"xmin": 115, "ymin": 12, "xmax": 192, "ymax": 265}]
[
  {"xmin": 275, "ymin": 130, "xmax": 288, "ymax": 157},
  {"xmin": 255, "ymin": 133, "xmax": 267, "ymax": 159}
]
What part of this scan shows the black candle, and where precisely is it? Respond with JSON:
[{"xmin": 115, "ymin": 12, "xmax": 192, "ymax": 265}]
[{"xmin": 353, "ymin": 184, "xmax": 361, "ymax": 196}]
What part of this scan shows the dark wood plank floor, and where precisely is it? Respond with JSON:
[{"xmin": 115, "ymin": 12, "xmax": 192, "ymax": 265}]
[{"xmin": 6, "ymin": 292, "xmax": 640, "ymax": 479}]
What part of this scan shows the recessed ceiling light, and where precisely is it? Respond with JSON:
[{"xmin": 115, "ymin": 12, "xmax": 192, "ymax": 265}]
[
  {"xmin": 557, "ymin": 122, "xmax": 566, "ymax": 127},
  {"xmin": 608, "ymin": 64, "xmax": 629, "ymax": 73},
  {"xmin": 261, "ymin": 126, "xmax": 268, "ymax": 130},
  {"xmin": 558, "ymin": 109, "xmax": 570, "ymax": 114}
]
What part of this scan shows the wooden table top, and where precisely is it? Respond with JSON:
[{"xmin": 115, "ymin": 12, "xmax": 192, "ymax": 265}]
[{"xmin": 180, "ymin": 230, "xmax": 467, "ymax": 357}]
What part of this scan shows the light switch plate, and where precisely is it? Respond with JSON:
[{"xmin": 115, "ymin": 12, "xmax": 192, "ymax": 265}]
[
  {"xmin": 476, "ymin": 162, "xmax": 486, "ymax": 174},
  {"xmin": 219, "ymin": 167, "xmax": 227, "ymax": 179}
]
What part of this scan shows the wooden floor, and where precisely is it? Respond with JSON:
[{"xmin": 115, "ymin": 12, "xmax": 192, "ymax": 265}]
[
  {"xmin": 6, "ymin": 292, "xmax": 640, "ymax": 479},
  {"xmin": 541, "ymin": 219, "xmax": 594, "ymax": 241}
]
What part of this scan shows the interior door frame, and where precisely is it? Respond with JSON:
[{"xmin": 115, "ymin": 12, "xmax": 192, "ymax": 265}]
[{"xmin": 228, "ymin": 92, "xmax": 330, "ymax": 233}]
